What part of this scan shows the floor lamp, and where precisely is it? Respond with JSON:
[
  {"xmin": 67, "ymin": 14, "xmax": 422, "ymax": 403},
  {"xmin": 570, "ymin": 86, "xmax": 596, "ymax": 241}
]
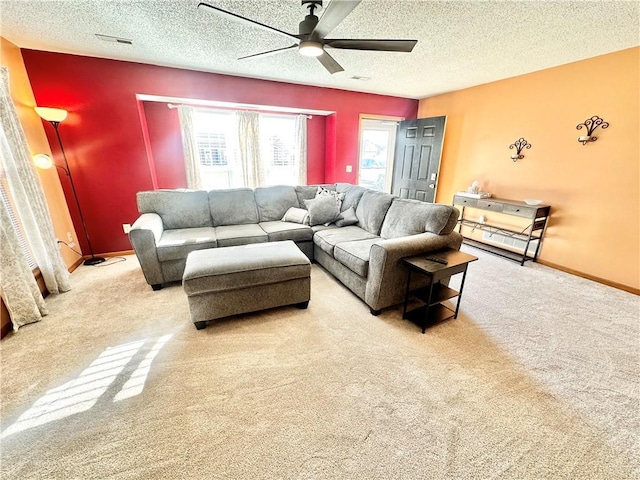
[{"xmin": 34, "ymin": 107, "xmax": 106, "ymax": 266}]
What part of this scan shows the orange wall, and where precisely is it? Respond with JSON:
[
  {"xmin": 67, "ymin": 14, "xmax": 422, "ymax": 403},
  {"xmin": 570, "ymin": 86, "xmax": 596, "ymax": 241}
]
[
  {"xmin": 420, "ymin": 47, "xmax": 639, "ymax": 291},
  {"xmin": 0, "ymin": 37, "xmax": 81, "ymax": 269}
]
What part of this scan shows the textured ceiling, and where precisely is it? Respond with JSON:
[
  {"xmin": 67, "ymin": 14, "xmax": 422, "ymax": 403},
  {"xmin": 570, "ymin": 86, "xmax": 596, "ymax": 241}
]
[{"xmin": 1, "ymin": 0, "xmax": 638, "ymax": 99}]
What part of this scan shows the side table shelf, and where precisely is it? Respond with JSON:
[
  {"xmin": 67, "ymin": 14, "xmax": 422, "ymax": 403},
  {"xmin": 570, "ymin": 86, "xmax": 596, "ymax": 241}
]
[
  {"xmin": 402, "ymin": 249, "xmax": 478, "ymax": 333},
  {"xmin": 453, "ymin": 195, "xmax": 551, "ymax": 266}
]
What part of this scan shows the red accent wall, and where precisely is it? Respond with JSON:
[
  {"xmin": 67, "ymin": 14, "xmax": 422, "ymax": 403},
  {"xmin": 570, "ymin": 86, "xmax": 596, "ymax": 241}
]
[
  {"xmin": 143, "ymin": 101, "xmax": 185, "ymax": 189},
  {"xmin": 23, "ymin": 50, "xmax": 417, "ymax": 254}
]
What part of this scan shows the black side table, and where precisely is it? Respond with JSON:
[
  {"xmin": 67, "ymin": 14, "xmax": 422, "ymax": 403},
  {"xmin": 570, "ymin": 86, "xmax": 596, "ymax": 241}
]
[{"xmin": 401, "ymin": 249, "xmax": 478, "ymax": 333}]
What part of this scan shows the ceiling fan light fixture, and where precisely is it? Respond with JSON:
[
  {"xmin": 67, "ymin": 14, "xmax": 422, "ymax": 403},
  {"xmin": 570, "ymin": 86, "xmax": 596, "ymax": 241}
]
[{"xmin": 299, "ymin": 41, "xmax": 324, "ymax": 57}]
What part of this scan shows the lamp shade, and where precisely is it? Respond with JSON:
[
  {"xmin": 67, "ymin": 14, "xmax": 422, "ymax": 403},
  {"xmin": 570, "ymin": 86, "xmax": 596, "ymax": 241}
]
[
  {"xmin": 298, "ymin": 41, "xmax": 324, "ymax": 57},
  {"xmin": 33, "ymin": 154, "xmax": 54, "ymax": 169},
  {"xmin": 35, "ymin": 107, "xmax": 68, "ymax": 123}
]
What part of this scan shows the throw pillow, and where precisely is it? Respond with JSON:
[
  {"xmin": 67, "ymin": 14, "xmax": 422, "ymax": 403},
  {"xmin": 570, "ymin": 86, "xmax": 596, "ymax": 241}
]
[
  {"xmin": 334, "ymin": 206, "xmax": 359, "ymax": 227},
  {"xmin": 281, "ymin": 207, "xmax": 310, "ymax": 225},
  {"xmin": 304, "ymin": 196, "xmax": 340, "ymax": 226},
  {"xmin": 316, "ymin": 186, "xmax": 345, "ymax": 210}
]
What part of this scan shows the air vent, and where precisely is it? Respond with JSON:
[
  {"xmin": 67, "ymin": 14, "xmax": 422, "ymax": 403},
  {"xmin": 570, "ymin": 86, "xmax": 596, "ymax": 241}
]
[
  {"xmin": 95, "ymin": 34, "xmax": 133, "ymax": 45},
  {"xmin": 350, "ymin": 76, "xmax": 371, "ymax": 81}
]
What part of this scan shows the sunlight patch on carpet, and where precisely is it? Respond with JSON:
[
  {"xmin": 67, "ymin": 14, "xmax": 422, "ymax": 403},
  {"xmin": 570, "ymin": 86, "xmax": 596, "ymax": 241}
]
[
  {"xmin": 114, "ymin": 334, "xmax": 172, "ymax": 402},
  {"xmin": 1, "ymin": 335, "xmax": 172, "ymax": 438}
]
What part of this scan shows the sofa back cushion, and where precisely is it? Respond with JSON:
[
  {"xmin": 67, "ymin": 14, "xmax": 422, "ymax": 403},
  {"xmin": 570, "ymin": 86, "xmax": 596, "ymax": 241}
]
[
  {"xmin": 137, "ymin": 190, "xmax": 212, "ymax": 229},
  {"xmin": 336, "ymin": 183, "xmax": 368, "ymax": 212},
  {"xmin": 295, "ymin": 184, "xmax": 335, "ymax": 208},
  {"xmin": 380, "ymin": 199, "xmax": 460, "ymax": 238},
  {"xmin": 208, "ymin": 188, "xmax": 259, "ymax": 226},
  {"xmin": 355, "ymin": 190, "xmax": 395, "ymax": 235},
  {"xmin": 255, "ymin": 186, "xmax": 300, "ymax": 222}
]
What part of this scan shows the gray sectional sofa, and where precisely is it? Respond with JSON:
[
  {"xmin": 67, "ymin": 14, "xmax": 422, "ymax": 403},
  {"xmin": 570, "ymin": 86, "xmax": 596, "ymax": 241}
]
[{"xmin": 129, "ymin": 183, "xmax": 463, "ymax": 314}]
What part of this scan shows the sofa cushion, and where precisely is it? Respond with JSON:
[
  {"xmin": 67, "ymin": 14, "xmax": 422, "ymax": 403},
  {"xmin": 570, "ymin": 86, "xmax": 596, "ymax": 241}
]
[
  {"xmin": 208, "ymin": 188, "xmax": 259, "ymax": 226},
  {"xmin": 336, "ymin": 183, "xmax": 368, "ymax": 212},
  {"xmin": 380, "ymin": 199, "xmax": 460, "ymax": 238},
  {"xmin": 255, "ymin": 186, "xmax": 299, "ymax": 222},
  {"xmin": 311, "ymin": 224, "xmax": 334, "ymax": 233},
  {"xmin": 156, "ymin": 227, "xmax": 217, "ymax": 262},
  {"xmin": 440, "ymin": 206, "xmax": 461, "ymax": 235},
  {"xmin": 313, "ymin": 225, "xmax": 377, "ymax": 256},
  {"xmin": 259, "ymin": 221, "xmax": 314, "ymax": 243},
  {"xmin": 355, "ymin": 190, "xmax": 396, "ymax": 235},
  {"xmin": 295, "ymin": 184, "xmax": 335, "ymax": 208},
  {"xmin": 304, "ymin": 196, "xmax": 341, "ymax": 226},
  {"xmin": 137, "ymin": 190, "xmax": 212, "ymax": 229},
  {"xmin": 333, "ymin": 238, "xmax": 381, "ymax": 277},
  {"xmin": 215, "ymin": 224, "xmax": 268, "ymax": 247}
]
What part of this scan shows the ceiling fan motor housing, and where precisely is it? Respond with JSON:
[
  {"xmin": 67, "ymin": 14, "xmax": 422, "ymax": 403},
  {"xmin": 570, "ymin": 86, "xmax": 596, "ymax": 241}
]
[
  {"xmin": 299, "ymin": 0, "xmax": 322, "ymax": 38},
  {"xmin": 299, "ymin": 15, "xmax": 319, "ymax": 37}
]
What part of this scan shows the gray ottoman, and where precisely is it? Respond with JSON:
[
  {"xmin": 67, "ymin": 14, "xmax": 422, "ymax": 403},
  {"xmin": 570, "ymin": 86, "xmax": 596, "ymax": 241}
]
[{"xmin": 183, "ymin": 241, "xmax": 311, "ymax": 330}]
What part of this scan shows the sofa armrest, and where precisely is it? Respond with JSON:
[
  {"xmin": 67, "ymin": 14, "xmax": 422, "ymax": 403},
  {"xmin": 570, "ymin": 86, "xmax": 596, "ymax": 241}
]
[
  {"xmin": 365, "ymin": 231, "xmax": 463, "ymax": 311},
  {"xmin": 129, "ymin": 213, "xmax": 164, "ymax": 286}
]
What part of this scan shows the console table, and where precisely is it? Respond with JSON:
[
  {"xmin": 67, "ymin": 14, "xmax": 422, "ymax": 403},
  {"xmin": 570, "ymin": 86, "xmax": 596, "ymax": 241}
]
[{"xmin": 453, "ymin": 194, "xmax": 550, "ymax": 266}]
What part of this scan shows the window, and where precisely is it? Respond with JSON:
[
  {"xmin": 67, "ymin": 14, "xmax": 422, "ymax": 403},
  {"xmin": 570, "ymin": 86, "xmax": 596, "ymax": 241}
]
[
  {"xmin": 197, "ymin": 132, "xmax": 227, "ymax": 166},
  {"xmin": 0, "ymin": 176, "xmax": 37, "ymax": 270},
  {"xmin": 192, "ymin": 110, "xmax": 241, "ymax": 190},
  {"xmin": 259, "ymin": 114, "xmax": 298, "ymax": 186},
  {"xmin": 192, "ymin": 109, "xmax": 302, "ymax": 189},
  {"xmin": 268, "ymin": 136, "xmax": 293, "ymax": 166},
  {"xmin": 358, "ymin": 118, "xmax": 398, "ymax": 192}
]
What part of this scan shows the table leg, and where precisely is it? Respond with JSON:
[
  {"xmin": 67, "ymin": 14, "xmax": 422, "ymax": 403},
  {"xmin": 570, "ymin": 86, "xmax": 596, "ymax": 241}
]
[
  {"xmin": 454, "ymin": 266, "xmax": 469, "ymax": 319},
  {"xmin": 423, "ymin": 280, "xmax": 435, "ymax": 334},
  {"xmin": 402, "ymin": 270, "xmax": 412, "ymax": 319}
]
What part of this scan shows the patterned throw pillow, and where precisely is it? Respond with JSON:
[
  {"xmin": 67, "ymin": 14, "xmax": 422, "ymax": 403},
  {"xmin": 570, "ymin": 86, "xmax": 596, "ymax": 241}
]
[{"xmin": 316, "ymin": 186, "xmax": 345, "ymax": 209}]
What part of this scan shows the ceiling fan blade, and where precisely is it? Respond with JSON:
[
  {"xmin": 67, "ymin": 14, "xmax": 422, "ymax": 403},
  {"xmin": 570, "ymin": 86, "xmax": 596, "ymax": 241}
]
[
  {"xmin": 312, "ymin": 0, "xmax": 362, "ymax": 38},
  {"xmin": 325, "ymin": 39, "xmax": 418, "ymax": 52},
  {"xmin": 317, "ymin": 50, "xmax": 344, "ymax": 74},
  {"xmin": 238, "ymin": 44, "xmax": 298, "ymax": 60},
  {"xmin": 198, "ymin": 2, "xmax": 299, "ymax": 41}
]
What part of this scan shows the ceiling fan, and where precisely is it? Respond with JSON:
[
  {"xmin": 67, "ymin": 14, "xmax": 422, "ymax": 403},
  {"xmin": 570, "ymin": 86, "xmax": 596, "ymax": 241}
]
[{"xmin": 197, "ymin": 0, "xmax": 418, "ymax": 74}]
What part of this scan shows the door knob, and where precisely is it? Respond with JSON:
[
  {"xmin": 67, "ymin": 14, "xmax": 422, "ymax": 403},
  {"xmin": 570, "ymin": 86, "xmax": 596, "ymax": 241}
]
[{"xmin": 429, "ymin": 184, "xmax": 435, "ymax": 189}]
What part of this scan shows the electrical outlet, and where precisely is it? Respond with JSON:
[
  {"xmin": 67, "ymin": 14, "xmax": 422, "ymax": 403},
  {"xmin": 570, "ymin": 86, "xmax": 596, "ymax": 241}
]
[
  {"xmin": 67, "ymin": 232, "xmax": 73, "ymax": 243},
  {"xmin": 479, "ymin": 215, "xmax": 486, "ymax": 224},
  {"xmin": 346, "ymin": 165, "xmax": 353, "ymax": 173},
  {"xmin": 68, "ymin": 242, "xmax": 76, "ymax": 248},
  {"xmin": 123, "ymin": 223, "xmax": 132, "ymax": 234}
]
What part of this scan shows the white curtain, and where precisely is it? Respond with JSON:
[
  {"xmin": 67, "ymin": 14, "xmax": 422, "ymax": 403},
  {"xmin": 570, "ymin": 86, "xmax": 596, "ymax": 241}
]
[
  {"xmin": 237, "ymin": 111, "xmax": 265, "ymax": 189},
  {"xmin": 177, "ymin": 105, "xmax": 202, "ymax": 189},
  {"xmin": 0, "ymin": 66, "xmax": 71, "ymax": 330},
  {"xmin": 295, "ymin": 114, "xmax": 308, "ymax": 185}
]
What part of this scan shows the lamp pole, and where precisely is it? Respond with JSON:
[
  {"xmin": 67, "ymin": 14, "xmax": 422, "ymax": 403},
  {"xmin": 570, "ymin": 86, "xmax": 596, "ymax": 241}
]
[{"xmin": 49, "ymin": 121, "xmax": 105, "ymax": 266}]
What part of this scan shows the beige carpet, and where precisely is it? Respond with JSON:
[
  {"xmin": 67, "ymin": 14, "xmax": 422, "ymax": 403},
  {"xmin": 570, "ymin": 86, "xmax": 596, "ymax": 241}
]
[{"xmin": 1, "ymin": 247, "xmax": 638, "ymax": 479}]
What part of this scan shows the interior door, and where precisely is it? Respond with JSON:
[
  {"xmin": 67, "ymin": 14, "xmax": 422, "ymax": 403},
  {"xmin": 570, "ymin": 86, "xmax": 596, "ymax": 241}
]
[{"xmin": 391, "ymin": 116, "xmax": 446, "ymax": 202}]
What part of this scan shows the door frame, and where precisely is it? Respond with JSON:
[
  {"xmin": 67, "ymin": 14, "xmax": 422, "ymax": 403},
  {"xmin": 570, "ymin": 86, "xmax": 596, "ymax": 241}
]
[{"xmin": 358, "ymin": 114, "xmax": 405, "ymax": 192}]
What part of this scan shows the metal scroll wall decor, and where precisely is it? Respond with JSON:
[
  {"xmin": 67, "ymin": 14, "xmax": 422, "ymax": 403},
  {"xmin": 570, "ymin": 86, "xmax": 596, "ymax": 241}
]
[
  {"xmin": 509, "ymin": 138, "xmax": 531, "ymax": 162},
  {"xmin": 576, "ymin": 116, "xmax": 609, "ymax": 145}
]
